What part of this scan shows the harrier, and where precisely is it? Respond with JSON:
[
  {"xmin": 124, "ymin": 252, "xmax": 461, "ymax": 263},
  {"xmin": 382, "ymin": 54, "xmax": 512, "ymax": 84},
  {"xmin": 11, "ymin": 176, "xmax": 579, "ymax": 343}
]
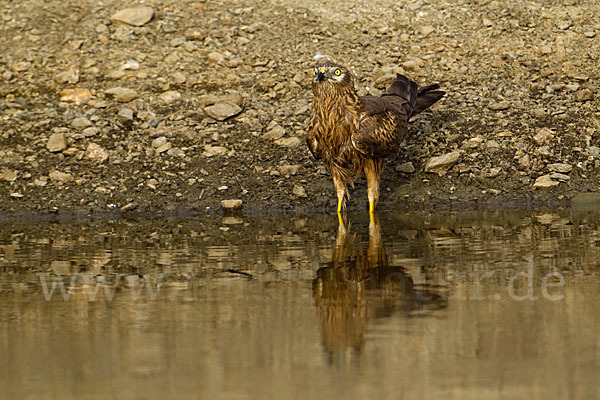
[{"xmin": 307, "ymin": 59, "xmax": 445, "ymax": 213}]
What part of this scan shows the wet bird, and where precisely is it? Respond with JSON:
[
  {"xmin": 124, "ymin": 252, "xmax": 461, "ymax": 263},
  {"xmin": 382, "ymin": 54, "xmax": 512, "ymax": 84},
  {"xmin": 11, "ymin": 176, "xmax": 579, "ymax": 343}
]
[{"xmin": 307, "ymin": 59, "xmax": 445, "ymax": 213}]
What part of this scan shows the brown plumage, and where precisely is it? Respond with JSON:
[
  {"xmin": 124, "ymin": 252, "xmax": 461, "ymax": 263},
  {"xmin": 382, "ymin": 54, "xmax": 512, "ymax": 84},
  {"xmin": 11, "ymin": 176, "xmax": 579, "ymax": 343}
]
[{"xmin": 307, "ymin": 60, "xmax": 445, "ymax": 212}]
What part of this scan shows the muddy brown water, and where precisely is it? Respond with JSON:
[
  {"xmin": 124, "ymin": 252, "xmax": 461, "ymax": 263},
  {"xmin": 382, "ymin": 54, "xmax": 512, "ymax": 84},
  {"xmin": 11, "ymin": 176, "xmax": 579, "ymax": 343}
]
[{"xmin": 1, "ymin": 210, "xmax": 599, "ymax": 399}]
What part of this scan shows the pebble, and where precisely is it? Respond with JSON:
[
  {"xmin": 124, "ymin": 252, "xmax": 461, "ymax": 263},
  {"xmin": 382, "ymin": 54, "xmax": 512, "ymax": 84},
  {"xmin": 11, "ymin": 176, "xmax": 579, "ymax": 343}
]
[
  {"xmin": 221, "ymin": 199, "xmax": 243, "ymax": 210},
  {"xmin": 0, "ymin": 168, "xmax": 18, "ymax": 182},
  {"xmin": 550, "ymin": 172, "xmax": 570, "ymax": 181},
  {"xmin": 110, "ymin": 6, "xmax": 154, "ymax": 26},
  {"xmin": 164, "ymin": 52, "xmax": 180, "ymax": 64},
  {"xmin": 12, "ymin": 61, "xmax": 31, "ymax": 72},
  {"xmin": 60, "ymin": 88, "xmax": 92, "ymax": 105},
  {"xmin": 167, "ymin": 148, "xmax": 185, "ymax": 157},
  {"xmin": 151, "ymin": 136, "xmax": 168, "ymax": 148},
  {"xmin": 420, "ymin": 25, "xmax": 435, "ymax": 36},
  {"xmin": 207, "ymin": 52, "xmax": 225, "ymax": 64},
  {"xmin": 204, "ymin": 101, "xmax": 242, "ymax": 121},
  {"xmin": 263, "ymin": 123, "xmax": 285, "ymax": 140},
  {"xmin": 279, "ymin": 165, "xmax": 300, "ymax": 175},
  {"xmin": 71, "ymin": 117, "xmax": 92, "ymax": 129},
  {"xmin": 575, "ymin": 89, "xmax": 593, "ymax": 102},
  {"xmin": 147, "ymin": 178, "xmax": 158, "ymax": 189},
  {"xmin": 292, "ymin": 184, "xmax": 308, "ymax": 197},
  {"xmin": 105, "ymin": 87, "xmax": 139, "ymax": 103},
  {"xmin": 172, "ymin": 72, "xmax": 186, "ymax": 84},
  {"xmin": 184, "ymin": 28, "xmax": 205, "ymax": 40},
  {"xmin": 159, "ymin": 90, "xmax": 181, "ymax": 103},
  {"xmin": 34, "ymin": 178, "xmax": 47, "ymax": 187},
  {"xmin": 120, "ymin": 60, "xmax": 140, "ymax": 71},
  {"xmin": 395, "ymin": 162, "xmax": 415, "ymax": 173},
  {"xmin": 55, "ymin": 69, "xmax": 80, "ymax": 84},
  {"xmin": 156, "ymin": 142, "xmax": 172, "ymax": 154},
  {"xmin": 10, "ymin": 193, "xmax": 23, "ymax": 198},
  {"xmin": 118, "ymin": 107, "xmax": 134, "ymax": 120},
  {"xmin": 518, "ymin": 154, "xmax": 530, "ymax": 169},
  {"xmin": 424, "ymin": 151, "xmax": 460, "ymax": 176},
  {"xmin": 488, "ymin": 101, "xmax": 510, "ymax": 111},
  {"xmin": 275, "ymin": 137, "xmax": 302, "ymax": 148},
  {"xmin": 532, "ymin": 174, "xmax": 559, "ymax": 189},
  {"xmin": 548, "ymin": 163, "xmax": 572, "ymax": 173},
  {"xmin": 47, "ymin": 133, "xmax": 67, "ymax": 152},
  {"xmin": 533, "ymin": 128, "xmax": 554, "ymax": 145},
  {"xmin": 86, "ymin": 143, "xmax": 108, "ymax": 162},
  {"xmin": 203, "ymin": 145, "xmax": 228, "ymax": 157},
  {"xmin": 82, "ymin": 127, "xmax": 99, "ymax": 137},
  {"xmin": 49, "ymin": 170, "xmax": 73, "ymax": 182}
]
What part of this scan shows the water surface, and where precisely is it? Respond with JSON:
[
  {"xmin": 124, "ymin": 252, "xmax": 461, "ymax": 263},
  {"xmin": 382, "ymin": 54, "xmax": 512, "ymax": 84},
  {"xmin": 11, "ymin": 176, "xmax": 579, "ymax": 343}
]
[{"xmin": 1, "ymin": 210, "xmax": 599, "ymax": 399}]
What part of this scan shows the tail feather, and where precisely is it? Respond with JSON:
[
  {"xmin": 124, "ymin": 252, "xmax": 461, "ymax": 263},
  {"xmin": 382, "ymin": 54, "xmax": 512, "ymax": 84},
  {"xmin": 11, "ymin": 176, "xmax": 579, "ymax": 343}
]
[{"xmin": 383, "ymin": 74, "xmax": 444, "ymax": 118}]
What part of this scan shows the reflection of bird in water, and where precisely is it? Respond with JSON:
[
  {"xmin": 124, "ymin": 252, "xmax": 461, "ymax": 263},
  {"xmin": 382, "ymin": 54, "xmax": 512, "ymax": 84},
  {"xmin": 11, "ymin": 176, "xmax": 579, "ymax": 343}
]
[{"xmin": 312, "ymin": 214, "xmax": 445, "ymax": 365}]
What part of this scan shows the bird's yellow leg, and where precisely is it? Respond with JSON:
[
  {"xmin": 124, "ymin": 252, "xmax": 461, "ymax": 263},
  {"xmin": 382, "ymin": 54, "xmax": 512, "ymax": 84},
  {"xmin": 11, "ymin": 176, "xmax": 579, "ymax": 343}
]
[
  {"xmin": 369, "ymin": 201, "xmax": 375, "ymax": 214},
  {"xmin": 337, "ymin": 198, "xmax": 344, "ymax": 213}
]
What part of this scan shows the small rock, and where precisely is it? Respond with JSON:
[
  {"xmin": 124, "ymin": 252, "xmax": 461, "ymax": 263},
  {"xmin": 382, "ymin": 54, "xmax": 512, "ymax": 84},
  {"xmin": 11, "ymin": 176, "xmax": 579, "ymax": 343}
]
[
  {"xmin": 207, "ymin": 52, "xmax": 225, "ymax": 64},
  {"xmin": 118, "ymin": 107, "xmax": 134, "ymax": 120},
  {"xmin": 557, "ymin": 20, "xmax": 572, "ymax": 30},
  {"xmin": 164, "ymin": 52, "xmax": 180, "ymax": 64},
  {"xmin": 47, "ymin": 133, "xmax": 67, "ymax": 152},
  {"xmin": 518, "ymin": 154, "xmax": 530, "ymax": 169},
  {"xmin": 62, "ymin": 147, "xmax": 79, "ymax": 156},
  {"xmin": 34, "ymin": 178, "xmax": 48, "ymax": 187},
  {"xmin": 203, "ymin": 145, "xmax": 228, "ymax": 157},
  {"xmin": 584, "ymin": 31, "xmax": 596, "ymax": 38},
  {"xmin": 588, "ymin": 146, "xmax": 600, "ymax": 157},
  {"xmin": 485, "ymin": 140, "xmax": 500, "ymax": 151},
  {"xmin": 424, "ymin": 151, "xmax": 460, "ymax": 176},
  {"xmin": 172, "ymin": 72, "xmax": 186, "ymax": 84},
  {"xmin": 0, "ymin": 168, "xmax": 18, "ymax": 182},
  {"xmin": 86, "ymin": 143, "xmax": 108, "ymax": 162},
  {"xmin": 12, "ymin": 61, "xmax": 31, "ymax": 72},
  {"xmin": 221, "ymin": 199, "xmax": 243, "ymax": 210},
  {"xmin": 147, "ymin": 179, "xmax": 158, "ymax": 189},
  {"xmin": 49, "ymin": 170, "xmax": 73, "ymax": 182},
  {"xmin": 55, "ymin": 69, "xmax": 80, "ymax": 84},
  {"xmin": 222, "ymin": 216, "xmax": 243, "ymax": 225},
  {"xmin": 548, "ymin": 163, "xmax": 572, "ymax": 173},
  {"xmin": 156, "ymin": 142, "xmax": 172, "ymax": 154},
  {"xmin": 2, "ymin": 71, "xmax": 13, "ymax": 80},
  {"xmin": 204, "ymin": 101, "xmax": 242, "ymax": 121},
  {"xmin": 396, "ymin": 162, "xmax": 415, "ymax": 173},
  {"xmin": 151, "ymin": 137, "xmax": 168, "ymax": 148},
  {"xmin": 575, "ymin": 89, "xmax": 593, "ymax": 102},
  {"xmin": 60, "ymin": 88, "xmax": 92, "ymax": 105},
  {"xmin": 120, "ymin": 60, "xmax": 140, "ymax": 71},
  {"xmin": 550, "ymin": 173, "xmax": 570, "ymax": 181},
  {"xmin": 159, "ymin": 90, "xmax": 181, "ymax": 103},
  {"xmin": 488, "ymin": 101, "xmax": 510, "ymax": 111},
  {"xmin": 105, "ymin": 87, "xmax": 139, "ymax": 103},
  {"xmin": 533, "ymin": 128, "xmax": 554, "ymax": 145},
  {"xmin": 532, "ymin": 174, "xmax": 559, "ymax": 189},
  {"xmin": 120, "ymin": 202, "xmax": 137, "ymax": 212},
  {"xmin": 292, "ymin": 184, "xmax": 307, "ymax": 197},
  {"xmin": 184, "ymin": 28, "xmax": 205, "ymax": 40},
  {"xmin": 82, "ymin": 127, "xmax": 99, "ymax": 137},
  {"xmin": 110, "ymin": 6, "xmax": 154, "ymax": 26},
  {"xmin": 279, "ymin": 165, "xmax": 300, "ymax": 175},
  {"xmin": 71, "ymin": 117, "xmax": 92, "ymax": 129},
  {"xmin": 167, "ymin": 148, "xmax": 185, "ymax": 157},
  {"xmin": 263, "ymin": 123, "xmax": 285, "ymax": 140},
  {"xmin": 275, "ymin": 137, "xmax": 302, "ymax": 148},
  {"xmin": 401, "ymin": 60, "xmax": 419, "ymax": 71},
  {"xmin": 420, "ymin": 25, "xmax": 435, "ymax": 36}
]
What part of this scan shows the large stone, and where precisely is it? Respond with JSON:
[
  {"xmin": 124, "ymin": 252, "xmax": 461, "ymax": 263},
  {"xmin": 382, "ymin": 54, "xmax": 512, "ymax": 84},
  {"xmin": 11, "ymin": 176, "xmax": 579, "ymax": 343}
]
[
  {"xmin": 105, "ymin": 87, "xmax": 139, "ymax": 103},
  {"xmin": 532, "ymin": 174, "xmax": 559, "ymax": 189},
  {"xmin": 110, "ymin": 7, "xmax": 154, "ymax": 26},
  {"xmin": 424, "ymin": 151, "xmax": 460, "ymax": 175},
  {"xmin": 47, "ymin": 133, "xmax": 67, "ymax": 152},
  {"xmin": 204, "ymin": 101, "xmax": 242, "ymax": 121}
]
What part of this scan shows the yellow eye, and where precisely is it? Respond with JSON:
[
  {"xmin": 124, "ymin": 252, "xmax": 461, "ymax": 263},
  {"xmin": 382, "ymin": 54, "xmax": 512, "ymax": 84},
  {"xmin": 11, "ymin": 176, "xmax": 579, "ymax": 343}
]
[{"xmin": 334, "ymin": 69, "xmax": 341, "ymax": 76}]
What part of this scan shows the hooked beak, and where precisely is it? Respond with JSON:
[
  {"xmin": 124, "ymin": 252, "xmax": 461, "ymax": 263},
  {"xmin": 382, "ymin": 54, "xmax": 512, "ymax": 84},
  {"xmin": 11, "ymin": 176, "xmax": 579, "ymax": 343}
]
[{"xmin": 316, "ymin": 71, "xmax": 325, "ymax": 82}]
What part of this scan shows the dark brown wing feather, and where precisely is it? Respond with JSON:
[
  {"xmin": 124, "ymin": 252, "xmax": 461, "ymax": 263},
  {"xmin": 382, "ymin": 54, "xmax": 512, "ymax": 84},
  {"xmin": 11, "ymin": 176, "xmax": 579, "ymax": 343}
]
[
  {"xmin": 352, "ymin": 74, "xmax": 444, "ymax": 158},
  {"xmin": 351, "ymin": 96, "xmax": 408, "ymax": 158}
]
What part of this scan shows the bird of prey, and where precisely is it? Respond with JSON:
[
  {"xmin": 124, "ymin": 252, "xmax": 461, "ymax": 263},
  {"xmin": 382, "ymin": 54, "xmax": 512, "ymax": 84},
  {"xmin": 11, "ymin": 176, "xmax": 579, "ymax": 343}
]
[{"xmin": 307, "ymin": 60, "xmax": 445, "ymax": 213}]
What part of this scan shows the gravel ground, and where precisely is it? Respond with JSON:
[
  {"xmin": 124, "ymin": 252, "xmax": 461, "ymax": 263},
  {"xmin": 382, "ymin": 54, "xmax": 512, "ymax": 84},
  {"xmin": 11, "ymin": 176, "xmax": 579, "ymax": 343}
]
[{"xmin": 0, "ymin": 0, "xmax": 599, "ymax": 217}]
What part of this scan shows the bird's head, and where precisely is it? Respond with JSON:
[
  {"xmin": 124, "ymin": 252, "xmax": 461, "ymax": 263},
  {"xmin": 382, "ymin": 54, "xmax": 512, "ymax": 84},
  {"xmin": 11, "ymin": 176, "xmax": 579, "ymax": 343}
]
[{"xmin": 312, "ymin": 62, "xmax": 352, "ymax": 86}]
